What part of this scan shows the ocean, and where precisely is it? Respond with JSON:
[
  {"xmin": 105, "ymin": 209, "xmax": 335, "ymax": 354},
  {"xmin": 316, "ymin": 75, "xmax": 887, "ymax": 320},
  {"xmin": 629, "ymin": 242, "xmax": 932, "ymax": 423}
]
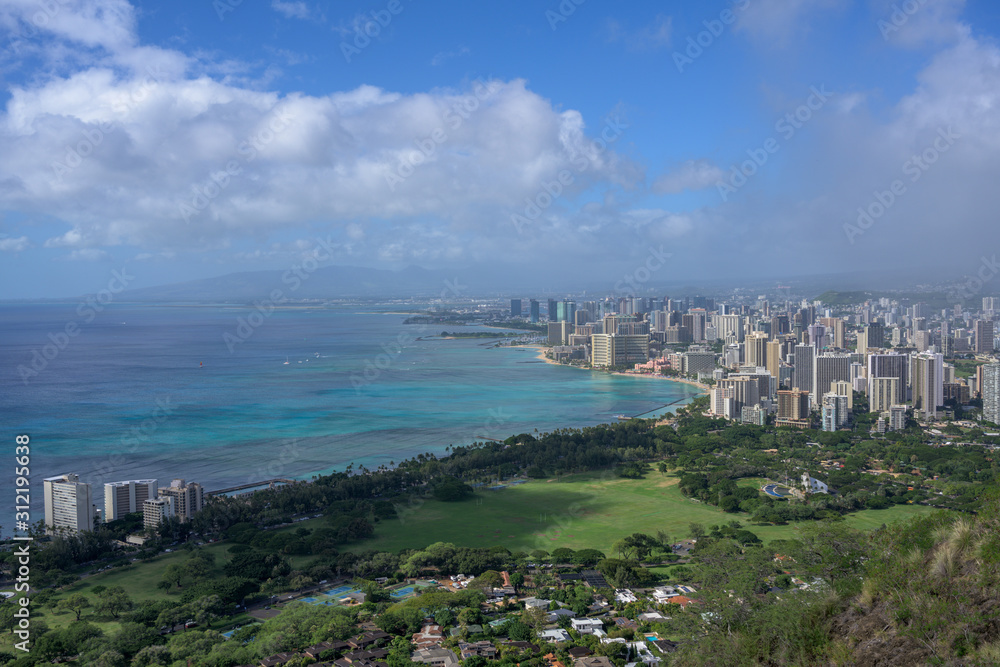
[{"xmin": 0, "ymin": 303, "xmax": 701, "ymax": 526}]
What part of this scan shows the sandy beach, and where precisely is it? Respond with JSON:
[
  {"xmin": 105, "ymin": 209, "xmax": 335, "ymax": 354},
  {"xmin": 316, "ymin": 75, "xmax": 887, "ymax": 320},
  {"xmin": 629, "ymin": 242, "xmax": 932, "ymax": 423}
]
[{"xmin": 527, "ymin": 345, "xmax": 709, "ymax": 393}]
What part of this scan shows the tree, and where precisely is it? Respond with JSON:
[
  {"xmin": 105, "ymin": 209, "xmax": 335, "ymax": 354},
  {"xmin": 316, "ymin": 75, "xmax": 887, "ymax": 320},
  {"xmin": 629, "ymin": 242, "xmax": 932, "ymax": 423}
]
[
  {"xmin": 95, "ymin": 586, "xmax": 133, "ymax": 619},
  {"xmin": 57, "ymin": 593, "xmax": 91, "ymax": 621},
  {"xmin": 162, "ymin": 563, "xmax": 184, "ymax": 589},
  {"xmin": 688, "ymin": 523, "xmax": 706, "ymax": 540}
]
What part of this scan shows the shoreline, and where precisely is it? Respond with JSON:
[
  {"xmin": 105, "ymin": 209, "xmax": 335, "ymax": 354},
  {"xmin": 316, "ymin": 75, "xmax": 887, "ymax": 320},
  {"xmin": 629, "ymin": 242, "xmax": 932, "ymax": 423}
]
[{"xmin": 526, "ymin": 345, "xmax": 710, "ymax": 394}]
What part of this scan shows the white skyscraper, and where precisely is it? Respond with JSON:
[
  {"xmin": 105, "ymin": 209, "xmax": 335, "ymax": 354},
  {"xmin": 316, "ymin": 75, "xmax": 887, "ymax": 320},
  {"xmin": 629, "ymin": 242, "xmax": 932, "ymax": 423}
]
[
  {"xmin": 104, "ymin": 479, "xmax": 158, "ymax": 522},
  {"xmin": 983, "ymin": 362, "xmax": 1000, "ymax": 425},
  {"xmin": 44, "ymin": 474, "xmax": 94, "ymax": 534},
  {"xmin": 822, "ymin": 393, "xmax": 850, "ymax": 431}
]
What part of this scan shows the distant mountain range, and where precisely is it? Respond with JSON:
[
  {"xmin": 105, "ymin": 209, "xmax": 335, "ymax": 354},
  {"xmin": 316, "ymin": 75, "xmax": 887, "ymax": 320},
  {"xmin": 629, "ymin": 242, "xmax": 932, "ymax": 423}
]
[{"xmin": 94, "ymin": 263, "xmax": 963, "ymax": 303}]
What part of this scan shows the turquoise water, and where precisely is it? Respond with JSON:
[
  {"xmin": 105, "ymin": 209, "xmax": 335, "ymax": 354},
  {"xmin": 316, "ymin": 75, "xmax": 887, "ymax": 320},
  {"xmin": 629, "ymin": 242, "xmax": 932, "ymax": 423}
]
[{"xmin": 1, "ymin": 303, "xmax": 702, "ymax": 526}]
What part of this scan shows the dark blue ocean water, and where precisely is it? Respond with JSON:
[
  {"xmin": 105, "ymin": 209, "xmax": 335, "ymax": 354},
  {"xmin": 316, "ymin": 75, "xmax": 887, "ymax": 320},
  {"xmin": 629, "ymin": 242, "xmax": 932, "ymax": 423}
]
[{"xmin": 0, "ymin": 303, "xmax": 701, "ymax": 528}]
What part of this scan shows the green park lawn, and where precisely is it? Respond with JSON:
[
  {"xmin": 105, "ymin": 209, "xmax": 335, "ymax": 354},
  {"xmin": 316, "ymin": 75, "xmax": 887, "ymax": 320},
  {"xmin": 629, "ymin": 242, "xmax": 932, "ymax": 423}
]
[
  {"xmin": 349, "ymin": 471, "xmax": 937, "ymax": 556},
  {"xmin": 11, "ymin": 469, "xmax": 935, "ymax": 651}
]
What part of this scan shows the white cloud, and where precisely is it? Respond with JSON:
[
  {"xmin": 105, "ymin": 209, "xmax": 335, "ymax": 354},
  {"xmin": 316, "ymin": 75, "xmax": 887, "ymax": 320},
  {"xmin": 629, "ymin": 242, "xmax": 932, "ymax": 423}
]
[
  {"xmin": 431, "ymin": 47, "xmax": 470, "ymax": 66},
  {"xmin": 873, "ymin": 0, "xmax": 968, "ymax": 48},
  {"xmin": 734, "ymin": 0, "xmax": 846, "ymax": 47},
  {"xmin": 64, "ymin": 248, "xmax": 111, "ymax": 261},
  {"xmin": 0, "ymin": 235, "xmax": 29, "ymax": 252},
  {"xmin": 0, "ymin": 64, "xmax": 640, "ymax": 262},
  {"xmin": 271, "ymin": 1, "xmax": 311, "ymax": 21},
  {"xmin": 653, "ymin": 160, "xmax": 725, "ymax": 194}
]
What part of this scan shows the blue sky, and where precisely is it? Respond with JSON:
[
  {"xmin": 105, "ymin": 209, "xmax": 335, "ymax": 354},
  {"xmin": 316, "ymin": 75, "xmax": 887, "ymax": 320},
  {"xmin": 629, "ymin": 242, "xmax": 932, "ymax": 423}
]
[{"xmin": 0, "ymin": 0, "xmax": 998, "ymax": 298}]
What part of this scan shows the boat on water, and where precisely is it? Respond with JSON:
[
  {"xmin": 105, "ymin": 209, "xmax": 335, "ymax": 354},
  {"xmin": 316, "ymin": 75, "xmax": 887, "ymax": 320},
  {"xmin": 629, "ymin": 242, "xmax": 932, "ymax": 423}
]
[
  {"xmin": 284, "ymin": 357, "xmax": 289, "ymax": 365},
  {"xmin": 615, "ymin": 414, "xmax": 630, "ymax": 420}
]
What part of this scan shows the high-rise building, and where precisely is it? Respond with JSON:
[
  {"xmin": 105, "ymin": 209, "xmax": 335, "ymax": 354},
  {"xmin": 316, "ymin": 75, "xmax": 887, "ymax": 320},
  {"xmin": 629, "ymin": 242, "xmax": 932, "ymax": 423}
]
[
  {"xmin": 510, "ymin": 299, "xmax": 521, "ymax": 318},
  {"xmin": 911, "ymin": 352, "xmax": 944, "ymax": 420},
  {"xmin": 792, "ymin": 344, "xmax": 814, "ymax": 404},
  {"xmin": 831, "ymin": 380, "xmax": 853, "ymax": 409},
  {"xmin": 777, "ymin": 388, "xmax": 811, "ymax": 428},
  {"xmin": 710, "ymin": 385, "xmax": 736, "ymax": 419},
  {"xmin": 888, "ymin": 405, "xmax": 908, "ymax": 431},
  {"xmin": 548, "ymin": 321, "xmax": 570, "ymax": 346},
  {"xmin": 819, "ymin": 317, "xmax": 845, "ymax": 349},
  {"xmin": 688, "ymin": 309, "xmax": 708, "ymax": 342},
  {"xmin": 822, "ymin": 393, "xmax": 850, "ymax": 431},
  {"xmin": 104, "ymin": 479, "xmax": 158, "ymax": 522},
  {"xmin": 983, "ymin": 362, "xmax": 1000, "ymax": 425},
  {"xmin": 680, "ymin": 347, "xmax": 717, "ymax": 376},
  {"xmin": 44, "ymin": 474, "xmax": 94, "ymax": 534},
  {"xmin": 868, "ymin": 353, "xmax": 909, "ymax": 405},
  {"xmin": 157, "ymin": 479, "xmax": 204, "ymax": 522},
  {"xmin": 857, "ymin": 323, "xmax": 885, "ymax": 353},
  {"xmin": 590, "ymin": 334, "xmax": 649, "ymax": 368},
  {"xmin": 717, "ymin": 376, "xmax": 762, "ymax": 415},
  {"xmin": 813, "ymin": 353, "xmax": 853, "ymax": 407},
  {"xmin": 529, "ymin": 299, "xmax": 539, "ymax": 323},
  {"xmin": 974, "ymin": 320, "xmax": 995, "ymax": 354},
  {"xmin": 143, "ymin": 496, "xmax": 175, "ymax": 529},
  {"xmin": 870, "ymin": 377, "xmax": 901, "ymax": 413},
  {"xmin": 717, "ymin": 314, "xmax": 745, "ymax": 344},
  {"xmin": 766, "ymin": 340, "xmax": 782, "ymax": 387},
  {"xmin": 745, "ymin": 333, "xmax": 769, "ymax": 369},
  {"xmin": 808, "ymin": 323, "xmax": 829, "ymax": 349},
  {"xmin": 547, "ymin": 299, "xmax": 557, "ymax": 322}
]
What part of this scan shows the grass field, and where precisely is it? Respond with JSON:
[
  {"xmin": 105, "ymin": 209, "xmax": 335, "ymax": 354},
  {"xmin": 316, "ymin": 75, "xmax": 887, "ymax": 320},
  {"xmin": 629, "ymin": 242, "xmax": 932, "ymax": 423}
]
[
  {"xmin": 350, "ymin": 471, "xmax": 937, "ymax": 556},
  {"xmin": 8, "ymin": 469, "xmax": 935, "ymax": 653}
]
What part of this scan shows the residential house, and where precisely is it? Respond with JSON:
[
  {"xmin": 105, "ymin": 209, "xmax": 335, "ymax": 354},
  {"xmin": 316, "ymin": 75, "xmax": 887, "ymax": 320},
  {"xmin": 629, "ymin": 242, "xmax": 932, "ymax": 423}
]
[
  {"xmin": 574, "ymin": 657, "xmax": 614, "ymax": 667},
  {"xmin": 571, "ymin": 618, "xmax": 604, "ymax": 635},
  {"xmin": 410, "ymin": 647, "xmax": 458, "ymax": 667},
  {"xmin": 411, "ymin": 625, "xmax": 444, "ymax": 648},
  {"xmin": 523, "ymin": 597, "xmax": 552, "ymax": 609},
  {"xmin": 458, "ymin": 642, "xmax": 496, "ymax": 660},
  {"xmin": 538, "ymin": 628, "xmax": 571, "ymax": 643}
]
